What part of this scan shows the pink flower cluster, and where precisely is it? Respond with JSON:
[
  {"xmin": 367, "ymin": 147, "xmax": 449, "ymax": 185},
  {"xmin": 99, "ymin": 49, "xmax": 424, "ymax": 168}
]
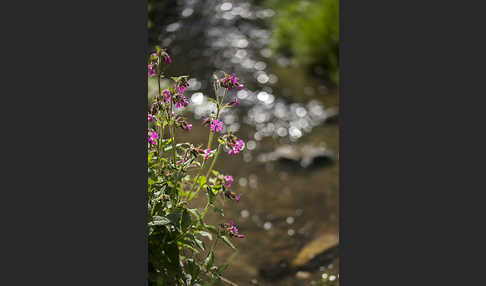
[
  {"xmin": 204, "ymin": 148, "xmax": 212, "ymax": 160},
  {"xmin": 225, "ymin": 220, "xmax": 244, "ymax": 238},
  {"xmin": 228, "ymin": 139, "xmax": 244, "ymax": 155},
  {"xmin": 148, "ymin": 131, "xmax": 158, "ymax": 146},
  {"xmin": 161, "ymin": 52, "xmax": 171, "ymax": 63},
  {"xmin": 210, "ymin": 119, "xmax": 224, "ymax": 132},
  {"xmin": 223, "ymin": 175, "xmax": 234, "ymax": 188},
  {"xmin": 147, "ymin": 48, "xmax": 171, "ymax": 77},
  {"xmin": 219, "ymin": 74, "xmax": 244, "ymax": 91},
  {"xmin": 162, "ymin": 89, "xmax": 171, "ymax": 103},
  {"xmin": 174, "ymin": 94, "xmax": 189, "ymax": 109},
  {"xmin": 148, "ymin": 64, "xmax": 156, "ymax": 77},
  {"xmin": 148, "ymin": 114, "xmax": 154, "ymax": 122}
]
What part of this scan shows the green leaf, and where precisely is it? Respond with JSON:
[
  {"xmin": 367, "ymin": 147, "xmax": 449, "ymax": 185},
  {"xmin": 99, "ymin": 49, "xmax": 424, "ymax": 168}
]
[
  {"xmin": 185, "ymin": 259, "xmax": 200, "ymax": 281},
  {"xmin": 163, "ymin": 145, "xmax": 173, "ymax": 152},
  {"xmin": 149, "ymin": 216, "xmax": 170, "ymax": 226},
  {"xmin": 197, "ymin": 176, "xmax": 207, "ymax": 187},
  {"xmin": 148, "ymin": 177, "xmax": 156, "ymax": 186},
  {"xmin": 208, "ymin": 97, "xmax": 218, "ymax": 104},
  {"xmin": 206, "ymin": 187, "xmax": 215, "ymax": 204},
  {"xmin": 167, "ymin": 211, "xmax": 182, "ymax": 229},
  {"xmin": 206, "ymin": 225, "xmax": 219, "ymax": 235},
  {"xmin": 218, "ymin": 263, "xmax": 229, "ymax": 274},
  {"xmin": 212, "ymin": 205, "xmax": 224, "ymax": 217},
  {"xmin": 193, "ymin": 237, "xmax": 205, "ymax": 251},
  {"xmin": 220, "ymin": 235, "xmax": 236, "ymax": 250},
  {"xmin": 198, "ymin": 231, "xmax": 213, "ymax": 241},
  {"xmin": 204, "ymin": 251, "xmax": 214, "ymax": 271},
  {"xmin": 181, "ymin": 209, "xmax": 192, "ymax": 232}
]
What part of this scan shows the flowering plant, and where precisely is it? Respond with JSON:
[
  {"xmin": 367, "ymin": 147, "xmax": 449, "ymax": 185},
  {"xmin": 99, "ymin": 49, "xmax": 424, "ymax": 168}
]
[{"xmin": 148, "ymin": 46, "xmax": 245, "ymax": 285}]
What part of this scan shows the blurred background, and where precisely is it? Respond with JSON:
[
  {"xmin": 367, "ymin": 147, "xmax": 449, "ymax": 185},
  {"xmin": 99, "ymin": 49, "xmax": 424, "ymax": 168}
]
[{"xmin": 148, "ymin": 0, "xmax": 339, "ymax": 285}]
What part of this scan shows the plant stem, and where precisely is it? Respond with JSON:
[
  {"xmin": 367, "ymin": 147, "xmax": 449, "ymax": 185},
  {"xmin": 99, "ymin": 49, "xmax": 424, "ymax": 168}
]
[
  {"xmin": 195, "ymin": 144, "xmax": 222, "ymax": 203},
  {"xmin": 201, "ymin": 199, "xmax": 211, "ymax": 218},
  {"xmin": 187, "ymin": 128, "xmax": 215, "ymax": 200},
  {"xmin": 219, "ymin": 89, "xmax": 227, "ymax": 112},
  {"xmin": 204, "ymin": 144, "xmax": 221, "ymax": 179},
  {"xmin": 171, "ymin": 124, "xmax": 177, "ymax": 164},
  {"xmin": 220, "ymin": 276, "xmax": 239, "ymax": 286}
]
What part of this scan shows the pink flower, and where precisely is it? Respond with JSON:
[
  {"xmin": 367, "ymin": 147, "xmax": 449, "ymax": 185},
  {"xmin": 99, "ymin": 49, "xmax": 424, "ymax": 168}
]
[
  {"xmin": 148, "ymin": 64, "xmax": 156, "ymax": 77},
  {"xmin": 183, "ymin": 123, "xmax": 192, "ymax": 131},
  {"xmin": 224, "ymin": 175, "xmax": 234, "ymax": 188},
  {"xmin": 175, "ymin": 94, "xmax": 189, "ymax": 108},
  {"xmin": 210, "ymin": 119, "xmax": 224, "ymax": 132},
  {"xmin": 229, "ymin": 96, "xmax": 239, "ymax": 107},
  {"xmin": 235, "ymin": 194, "xmax": 241, "ymax": 203},
  {"xmin": 226, "ymin": 220, "xmax": 244, "ymax": 238},
  {"xmin": 161, "ymin": 51, "xmax": 172, "ymax": 63},
  {"xmin": 228, "ymin": 139, "xmax": 244, "ymax": 155},
  {"xmin": 219, "ymin": 73, "xmax": 243, "ymax": 91},
  {"xmin": 164, "ymin": 54, "xmax": 172, "ymax": 63},
  {"xmin": 148, "ymin": 114, "xmax": 153, "ymax": 122},
  {"xmin": 175, "ymin": 85, "xmax": 186, "ymax": 93},
  {"xmin": 230, "ymin": 74, "xmax": 237, "ymax": 84},
  {"xmin": 148, "ymin": 131, "xmax": 158, "ymax": 146},
  {"xmin": 204, "ymin": 148, "xmax": 212, "ymax": 160},
  {"xmin": 162, "ymin": 90, "xmax": 171, "ymax": 103}
]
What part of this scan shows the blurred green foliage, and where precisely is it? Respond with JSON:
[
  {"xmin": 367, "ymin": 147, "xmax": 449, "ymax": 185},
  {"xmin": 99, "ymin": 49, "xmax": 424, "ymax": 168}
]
[{"xmin": 267, "ymin": 0, "xmax": 339, "ymax": 84}]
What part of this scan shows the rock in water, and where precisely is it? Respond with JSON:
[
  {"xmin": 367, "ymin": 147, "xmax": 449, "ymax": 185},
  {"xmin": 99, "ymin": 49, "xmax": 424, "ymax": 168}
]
[
  {"xmin": 295, "ymin": 271, "xmax": 311, "ymax": 279},
  {"xmin": 292, "ymin": 228, "xmax": 339, "ymax": 270},
  {"xmin": 324, "ymin": 107, "xmax": 339, "ymax": 123},
  {"xmin": 257, "ymin": 144, "xmax": 335, "ymax": 169},
  {"xmin": 259, "ymin": 227, "xmax": 339, "ymax": 281}
]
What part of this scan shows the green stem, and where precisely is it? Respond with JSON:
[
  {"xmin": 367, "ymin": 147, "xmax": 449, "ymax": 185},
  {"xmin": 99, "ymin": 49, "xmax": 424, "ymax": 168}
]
[
  {"xmin": 187, "ymin": 128, "xmax": 215, "ymax": 200},
  {"xmin": 171, "ymin": 124, "xmax": 177, "ymax": 164},
  {"xmin": 207, "ymin": 131, "xmax": 214, "ymax": 150},
  {"xmin": 201, "ymin": 199, "xmax": 211, "ymax": 218},
  {"xmin": 204, "ymin": 144, "xmax": 221, "ymax": 179},
  {"xmin": 219, "ymin": 89, "xmax": 227, "ymax": 111},
  {"xmin": 194, "ymin": 144, "xmax": 222, "ymax": 202}
]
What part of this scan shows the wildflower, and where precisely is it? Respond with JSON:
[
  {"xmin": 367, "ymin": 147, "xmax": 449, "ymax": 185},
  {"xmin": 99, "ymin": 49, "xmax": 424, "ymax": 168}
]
[
  {"xmin": 150, "ymin": 102, "xmax": 159, "ymax": 115},
  {"xmin": 175, "ymin": 116, "xmax": 192, "ymax": 131},
  {"xmin": 224, "ymin": 190, "xmax": 240, "ymax": 202},
  {"xmin": 228, "ymin": 96, "xmax": 239, "ymax": 107},
  {"xmin": 202, "ymin": 117, "xmax": 212, "ymax": 127},
  {"xmin": 210, "ymin": 119, "xmax": 224, "ymax": 132},
  {"xmin": 148, "ymin": 131, "xmax": 158, "ymax": 146},
  {"xmin": 148, "ymin": 114, "xmax": 153, "ymax": 122},
  {"xmin": 162, "ymin": 89, "xmax": 171, "ymax": 103},
  {"xmin": 204, "ymin": 148, "xmax": 212, "ymax": 160},
  {"xmin": 161, "ymin": 51, "xmax": 172, "ymax": 63},
  {"xmin": 175, "ymin": 85, "xmax": 186, "ymax": 93},
  {"xmin": 228, "ymin": 139, "xmax": 244, "ymax": 155},
  {"xmin": 235, "ymin": 194, "xmax": 241, "ymax": 202},
  {"xmin": 148, "ymin": 64, "xmax": 157, "ymax": 77},
  {"xmin": 222, "ymin": 220, "xmax": 244, "ymax": 238},
  {"xmin": 174, "ymin": 77, "xmax": 189, "ymax": 94},
  {"xmin": 174, "ymin": 94, "xmax": 189, "ymax": 108},
  {"xmin": 223, "ymin": 175, "xmax": 234, "ymax": 188},
  {"xmin": 219, "ymin": 73, "xmax": 243, "ymax": 91},
  {"xmin": 183, "ymin": 123, "xmax": 192, "ymax": 131}
]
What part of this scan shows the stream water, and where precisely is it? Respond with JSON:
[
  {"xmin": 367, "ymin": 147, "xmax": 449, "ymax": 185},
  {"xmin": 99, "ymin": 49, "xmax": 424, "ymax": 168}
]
[{"xmin": 149, "ymin": 0, "xmax": 339, "ymax": 285}]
